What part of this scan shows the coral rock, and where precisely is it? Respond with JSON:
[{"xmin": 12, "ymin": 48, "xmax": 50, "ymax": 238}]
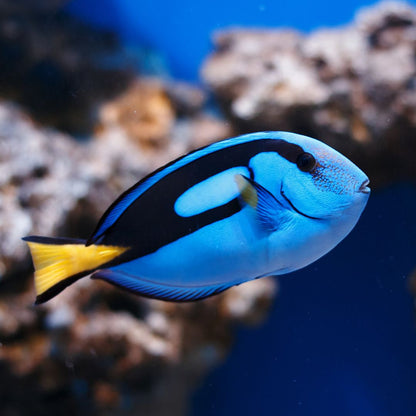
[
  {"xmin": 0, "ymin": 100, "xmax": 272, "ymax": 415},
  {"xmin": 203, "ymin": 1, "xmax": 416, "ymax": 186},
  {"xmin": 99, "ymin": 80, "xmax": 175, "ymax": 149}
]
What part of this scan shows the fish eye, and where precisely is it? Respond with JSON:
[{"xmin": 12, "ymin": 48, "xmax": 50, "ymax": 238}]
[{"xmin": 296, "ymin": 152, "xmax": 316, "ymax": 173}]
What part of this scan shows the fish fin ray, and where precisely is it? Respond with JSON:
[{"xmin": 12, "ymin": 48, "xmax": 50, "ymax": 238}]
[
  {"xmin": 23, "ymin": 236, "xmax": 128, "ymax": 304},
  {"xmin": 92, "ymin": 269, "xmax": 235, "ymax": 302},
  {"xmin": 235, "ymin": 175, "xmax": 283, "ymax": 232}
]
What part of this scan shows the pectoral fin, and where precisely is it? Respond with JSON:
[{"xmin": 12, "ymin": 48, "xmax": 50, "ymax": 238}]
[{"xmin": 235, "ymin": 174, "xmax": 284, "ymax": 232}]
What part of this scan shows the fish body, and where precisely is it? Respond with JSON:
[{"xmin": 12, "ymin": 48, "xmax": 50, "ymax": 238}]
[{"xmin": 24, "ymin": 131, "xmax": 370, "ymax": 304}]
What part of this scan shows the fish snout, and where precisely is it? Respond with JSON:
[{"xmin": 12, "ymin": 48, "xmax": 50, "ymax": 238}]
[{"xmin": 358, "ymin": 179, "xmax": 370, "ymax": 194}]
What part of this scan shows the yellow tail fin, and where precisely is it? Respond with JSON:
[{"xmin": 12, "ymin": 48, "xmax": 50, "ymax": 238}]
[{"xmin": 23, "ymin": 237, "xmax": 128, "ymax": 304}]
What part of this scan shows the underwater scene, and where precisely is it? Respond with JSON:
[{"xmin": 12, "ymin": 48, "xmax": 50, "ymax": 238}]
[{"xmin": 1, "ymin": 0, "xmax": 416, "ymax": 415}]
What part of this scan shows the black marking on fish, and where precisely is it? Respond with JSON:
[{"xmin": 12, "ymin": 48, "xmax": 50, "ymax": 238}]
[
  {"xmin": 35, "ymin": 270, "xmax": 93, "ymax": 304},
  {"xmin": 248, "ymin": 165, "xmax": 255, "ymax": 180},
  {"xmin": 92, "ymin": 138, "xmax": 306, "ymax": 259},
  {"xmin": 22, "ymin": 236, "xmax": 86, "ymax": 245},
  {"xmin": 280, "ymin": 183, "xmax": 321, "ymax": 220}
]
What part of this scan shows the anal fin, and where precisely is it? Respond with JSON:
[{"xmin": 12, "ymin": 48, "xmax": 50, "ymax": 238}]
[{"xmin": 92, "ymin": 269, "xmax": 237, "ymax": 302}]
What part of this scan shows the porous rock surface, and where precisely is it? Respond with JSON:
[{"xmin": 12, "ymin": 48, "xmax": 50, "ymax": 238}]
[
  {"xmin": 203, "ymin": 1, "xmax": 416, "ymax": 186},
  {"xmin": 0, "ymin": 94, "xmax": 268, "ymax": 416}
]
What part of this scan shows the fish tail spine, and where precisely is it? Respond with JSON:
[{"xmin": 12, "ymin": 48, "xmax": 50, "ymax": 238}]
[{"xmin": 22, "ymin": 236, "xmax": 128, "ymax": 304}]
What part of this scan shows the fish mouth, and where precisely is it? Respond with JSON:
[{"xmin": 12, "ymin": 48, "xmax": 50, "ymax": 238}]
[
  {"xmin": 280, "ymin": 184, "xmax": 321, "ymax": 220},
  {"xmin": 358, "ymin": 179, "xmax": 371, "ymax": 194}
]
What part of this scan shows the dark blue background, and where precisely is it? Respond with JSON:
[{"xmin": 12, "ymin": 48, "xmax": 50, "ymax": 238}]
[
  {"xmin": 191, "ymin": 185, "xmax": 416, "ymax": 415},
  {"xmin": 66, "ymin": 1, "xmax": 416, "ymax": 414}
]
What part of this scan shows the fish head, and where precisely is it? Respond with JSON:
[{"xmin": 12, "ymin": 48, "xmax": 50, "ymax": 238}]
[{"xmin": 276, "ymin": 133, "xmax": 370, "ymax": 222}]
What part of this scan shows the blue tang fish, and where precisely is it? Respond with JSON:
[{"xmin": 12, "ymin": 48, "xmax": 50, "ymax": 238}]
[{"xmin": 24, "ymin": 132, "xmax": 370, "ymax": 304}]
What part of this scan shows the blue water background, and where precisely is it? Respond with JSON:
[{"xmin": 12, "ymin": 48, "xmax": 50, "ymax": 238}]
[
  {"xmin": 67, "ymin": 0, "xmax": 382, "ymax": 81},
  {"xmin": 66, "ymin": 1, "xmax": 416, "ymax": 414}
]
